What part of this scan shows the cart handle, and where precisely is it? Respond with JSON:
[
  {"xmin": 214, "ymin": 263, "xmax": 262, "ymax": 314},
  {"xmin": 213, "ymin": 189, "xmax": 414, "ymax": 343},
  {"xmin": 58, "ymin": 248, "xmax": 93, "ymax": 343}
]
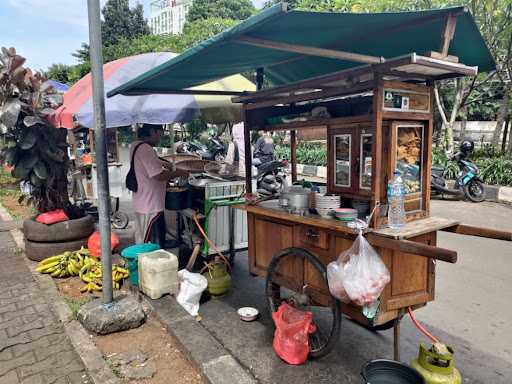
[
  {"xmin": 366, "ymin": 233, "xmax": 457, "ymax": 263},
  {"xmin": 441, "ymin": 224, "xmax": 512, "ymax": 242}
]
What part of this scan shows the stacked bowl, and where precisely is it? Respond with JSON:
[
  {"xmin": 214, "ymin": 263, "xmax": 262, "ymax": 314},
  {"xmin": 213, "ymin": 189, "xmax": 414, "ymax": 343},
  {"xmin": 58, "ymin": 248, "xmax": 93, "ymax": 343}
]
[
  {"xmin": 333, "ymin": 208, "xmax": 358, "ymax": 222},
  {"xmin": 312, "ymin": 193, "xmax": 340, "ymax": 218}
]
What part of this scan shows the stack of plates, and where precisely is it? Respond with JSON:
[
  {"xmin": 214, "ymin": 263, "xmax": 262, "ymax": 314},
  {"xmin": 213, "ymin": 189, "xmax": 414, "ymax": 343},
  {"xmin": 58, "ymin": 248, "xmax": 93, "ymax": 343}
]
[
  {"xmin": 312, "ymin": 193, "xmax": 340, "ymax": 218},
  {"xmin": 333, "ymin": 208, "xmax": 358, "ymax": 221}
]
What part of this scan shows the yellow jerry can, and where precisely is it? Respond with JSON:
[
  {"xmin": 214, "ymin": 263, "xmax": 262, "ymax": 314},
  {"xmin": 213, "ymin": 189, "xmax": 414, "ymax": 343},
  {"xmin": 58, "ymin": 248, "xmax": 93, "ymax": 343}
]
[{"xmin": 411, "ymin": 343, "xmax": 461, "ymax": 384}]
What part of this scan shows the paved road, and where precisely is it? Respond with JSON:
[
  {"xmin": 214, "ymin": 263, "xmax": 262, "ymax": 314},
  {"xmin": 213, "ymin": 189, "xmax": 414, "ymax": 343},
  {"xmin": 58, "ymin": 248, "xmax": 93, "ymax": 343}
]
[
  {"xmin": 0, "ymin": 228, "xmax": 91, "ymax": 384},
  {"xmin": 196, "ymin": 199, "xmax": 512, "ymax": 383}
]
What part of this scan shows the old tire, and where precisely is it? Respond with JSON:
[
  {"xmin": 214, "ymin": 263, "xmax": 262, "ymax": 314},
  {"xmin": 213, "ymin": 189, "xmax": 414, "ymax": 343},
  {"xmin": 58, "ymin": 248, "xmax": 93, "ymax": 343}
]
[
  {"xmin": 23, "ymin": 215, "xmax": 95, "ymax": 242},
  {"xmin": 24, "ymin": 237, "xmax": 89, "ymax": 262}
]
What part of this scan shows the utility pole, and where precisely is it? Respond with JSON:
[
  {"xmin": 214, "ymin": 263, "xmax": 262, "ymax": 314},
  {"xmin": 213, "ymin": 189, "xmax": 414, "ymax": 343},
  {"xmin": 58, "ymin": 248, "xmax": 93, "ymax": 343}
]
[{"xmin": 87, "ymin": 0, "xmax": 113, "ymax": 304}]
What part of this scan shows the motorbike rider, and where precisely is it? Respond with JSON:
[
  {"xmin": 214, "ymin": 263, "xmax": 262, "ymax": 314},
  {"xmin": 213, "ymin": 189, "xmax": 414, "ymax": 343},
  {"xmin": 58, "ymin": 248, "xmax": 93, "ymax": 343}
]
[
  {"xmin": 452, "ymin": 139, "xmax": 474, "ymax": 161},
  {"xmin": 253, "ymin": 130, "xmax": 275, "ymax": 166}
]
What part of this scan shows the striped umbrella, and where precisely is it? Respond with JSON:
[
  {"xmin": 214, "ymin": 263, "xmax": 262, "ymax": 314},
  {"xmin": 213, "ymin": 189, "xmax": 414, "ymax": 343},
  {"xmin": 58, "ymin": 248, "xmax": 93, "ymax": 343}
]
[{"xmin": 49, "ymin": 52, "xmax": 255, "ymax": 129}]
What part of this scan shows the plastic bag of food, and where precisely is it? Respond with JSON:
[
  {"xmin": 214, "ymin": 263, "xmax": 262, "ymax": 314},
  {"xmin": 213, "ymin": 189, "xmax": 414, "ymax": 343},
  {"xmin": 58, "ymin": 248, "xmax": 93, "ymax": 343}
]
[
  {"xmin": 176, "ymin": 270, "xmax": 208, "ymax": 316},
  {"xmin": 272, "ymin": 303, "xmax": 315, "ymax": 365},
  {"xmin": 87, "ymin": 231, "xmax": 120, "ymax": 257},
  {"xmin": 35, "ymin": 209, "xmax": 69, "ymax": 225},
  {"xmin": 327, "ymin": 233, "xmax": 390, "ymax": 306}
]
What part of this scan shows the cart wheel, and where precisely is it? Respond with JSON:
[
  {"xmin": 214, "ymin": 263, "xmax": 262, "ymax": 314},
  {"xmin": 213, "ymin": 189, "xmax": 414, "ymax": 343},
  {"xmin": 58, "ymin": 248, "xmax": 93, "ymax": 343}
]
[
  {"xmin": 265, "ymin": 247, "xmax": 342, "ymax": 359},
  {"xmin": 111, "ymin": 211, "xmax": 129, "ymax": 229}
]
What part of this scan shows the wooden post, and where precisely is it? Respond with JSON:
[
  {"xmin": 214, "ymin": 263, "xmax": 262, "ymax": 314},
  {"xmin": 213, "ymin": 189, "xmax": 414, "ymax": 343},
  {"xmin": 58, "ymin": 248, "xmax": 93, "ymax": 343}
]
[
  {"xmin": 424, "ymin": 82, "xmax": 435, "ymax": 216},
  {"xmin": 290, "ymin": 130, "xmax": 297, "ymax": 183},
  {"xmin": 243, "ymin": 106, "xmax": 253, "ymax": 194},
  {"xmin": 371, "ymin": 74, "xmax": 384, "ymax": 228},
  {"xmin": 439, "ymin": 14, "xmax": 457, "ymax": 57}
]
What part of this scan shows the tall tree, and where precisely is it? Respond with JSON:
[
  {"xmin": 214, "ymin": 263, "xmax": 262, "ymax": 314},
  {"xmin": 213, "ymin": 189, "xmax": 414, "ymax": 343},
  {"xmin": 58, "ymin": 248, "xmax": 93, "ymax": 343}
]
[
  {"xmin": 187, "ymin": 0, "xmax": 255, "ymax": 23},
  {"xmin": 73, "ymin": 0, "xmax": 150, "ymax": 63},
  {"xmin": 44, "ymin": 63, "xmax": 72, "ymax": 85},
  {"xmin": 101, "ymin": 0, "xmax": 150, "ymax": 47}
]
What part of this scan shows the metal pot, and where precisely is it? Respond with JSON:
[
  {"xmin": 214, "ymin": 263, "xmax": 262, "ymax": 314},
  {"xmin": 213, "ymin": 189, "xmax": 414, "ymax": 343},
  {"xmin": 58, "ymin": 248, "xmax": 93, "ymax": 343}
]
[{"xmin": 280, "ymin": 187, "xmax": 310, "ymax": 211}]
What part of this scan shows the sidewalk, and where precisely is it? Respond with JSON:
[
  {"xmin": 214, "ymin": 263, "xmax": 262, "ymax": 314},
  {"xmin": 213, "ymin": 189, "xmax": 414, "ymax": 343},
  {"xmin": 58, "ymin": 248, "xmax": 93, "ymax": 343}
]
[{"xmin": 0, "ymin": 223, "xmax": 91, "ymax": 384}]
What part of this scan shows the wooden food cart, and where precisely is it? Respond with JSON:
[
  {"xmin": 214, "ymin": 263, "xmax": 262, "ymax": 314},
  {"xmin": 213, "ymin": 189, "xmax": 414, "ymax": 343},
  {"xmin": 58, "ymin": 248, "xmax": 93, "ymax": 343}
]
[
  {"xmin": 105, "ymin": 3, "xmax": 511, "ymax": 361},
  {"xmin": 235, "ymin": 54, "xmax": 512, "ymax": 359}
]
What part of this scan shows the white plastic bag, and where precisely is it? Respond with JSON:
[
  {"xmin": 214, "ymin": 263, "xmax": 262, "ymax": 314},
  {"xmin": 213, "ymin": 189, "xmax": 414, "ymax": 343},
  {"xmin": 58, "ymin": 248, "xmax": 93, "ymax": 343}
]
[
  {"xmin": 327, "ymin": 233, "xmax": 390, "ymax": 306},
  {"xmin": 176, "ymin": 269, "xmax": 208, "ymax": 316}
]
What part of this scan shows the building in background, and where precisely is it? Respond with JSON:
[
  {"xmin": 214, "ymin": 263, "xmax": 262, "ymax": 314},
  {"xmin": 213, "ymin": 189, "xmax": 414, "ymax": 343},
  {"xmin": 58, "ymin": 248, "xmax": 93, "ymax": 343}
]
[{"xmin": 149, "ymin": 0, "xmax": 193, "ymax": 35}]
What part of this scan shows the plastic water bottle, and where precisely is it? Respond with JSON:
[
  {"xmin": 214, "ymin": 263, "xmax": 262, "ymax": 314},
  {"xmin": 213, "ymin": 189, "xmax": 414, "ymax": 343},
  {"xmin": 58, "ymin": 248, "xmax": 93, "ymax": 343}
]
[{"xmin": 387, "ymin": 170, "xmax": 406, "ymax": 229}]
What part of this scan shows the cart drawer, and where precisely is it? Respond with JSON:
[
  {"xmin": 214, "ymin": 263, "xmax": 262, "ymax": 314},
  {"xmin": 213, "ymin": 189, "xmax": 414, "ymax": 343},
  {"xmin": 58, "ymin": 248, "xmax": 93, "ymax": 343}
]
[{"xmin": 296, "ymin": 226, "xmax": 329, "ymax": 250}]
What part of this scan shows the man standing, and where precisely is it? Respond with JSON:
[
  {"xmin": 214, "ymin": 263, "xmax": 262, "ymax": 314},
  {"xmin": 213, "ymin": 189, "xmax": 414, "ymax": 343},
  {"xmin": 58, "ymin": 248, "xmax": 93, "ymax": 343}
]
[
  {"xmin": 130, "ymin": 124, "xmax": 186, "ymax": 247},
  {"xmin": 253, "ymin": 130, "xmax": 274, "ymax": 166}
]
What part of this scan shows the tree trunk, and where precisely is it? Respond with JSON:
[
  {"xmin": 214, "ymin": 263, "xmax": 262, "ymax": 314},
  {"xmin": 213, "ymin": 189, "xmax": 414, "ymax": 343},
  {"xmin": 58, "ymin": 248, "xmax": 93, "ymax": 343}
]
[
  {"xmin": 459, "ymin": 105, "xmax": 468, "ymax": 141},
  {"xmin": 492, "ymin": 89, "xmax": 510, "ymax": 147},
  {"xmin": 502, "ymin": 117, "xmax": 510, "ymax": 153}
]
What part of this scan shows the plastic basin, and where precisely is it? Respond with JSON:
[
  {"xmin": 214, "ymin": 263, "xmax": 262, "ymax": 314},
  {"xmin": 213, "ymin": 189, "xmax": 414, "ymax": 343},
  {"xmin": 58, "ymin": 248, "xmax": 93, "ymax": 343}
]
[{"xmin": 121, "ymin": 243, "xmax": 160, "ymax": 286}]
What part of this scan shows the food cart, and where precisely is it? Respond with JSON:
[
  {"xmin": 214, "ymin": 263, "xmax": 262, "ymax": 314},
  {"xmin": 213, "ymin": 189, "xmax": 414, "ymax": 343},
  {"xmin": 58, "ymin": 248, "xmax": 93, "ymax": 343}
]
[{"xmin": 107, "ymin": 4, "xmax": 512, "ymax": 361}]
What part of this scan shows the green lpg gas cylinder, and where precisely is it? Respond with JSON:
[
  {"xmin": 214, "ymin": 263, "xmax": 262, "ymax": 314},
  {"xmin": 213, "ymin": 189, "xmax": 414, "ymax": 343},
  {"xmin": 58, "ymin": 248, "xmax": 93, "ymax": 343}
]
[
  {"xmin": 203, "ymin": 262, "xmax": 231, "ymax": 296},
  {"xmin": 411, "ymin": 343, "xmax": 461, "ymax": 384}
]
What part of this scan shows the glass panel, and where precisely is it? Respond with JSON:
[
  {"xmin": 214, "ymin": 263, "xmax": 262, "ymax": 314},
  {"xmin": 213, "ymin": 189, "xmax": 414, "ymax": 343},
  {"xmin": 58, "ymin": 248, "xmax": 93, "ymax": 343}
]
[
  {"xmin": 334, "ymin": 135, "xmax": 351, "ymax": 187},
  {"xmin": 396, "ymin": 125, "xmax": 423, "ymax": 194},
  {"xmin": 360, "ymin": 134, "xmax": 372, "ymax": 189}
]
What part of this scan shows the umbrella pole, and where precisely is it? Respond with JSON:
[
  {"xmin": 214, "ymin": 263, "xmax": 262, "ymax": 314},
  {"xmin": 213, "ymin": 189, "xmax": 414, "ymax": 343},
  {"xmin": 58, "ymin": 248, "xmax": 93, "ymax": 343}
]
[{"xmin": 87, "ymin": 0, "xmax": 113, "ymax": 304}]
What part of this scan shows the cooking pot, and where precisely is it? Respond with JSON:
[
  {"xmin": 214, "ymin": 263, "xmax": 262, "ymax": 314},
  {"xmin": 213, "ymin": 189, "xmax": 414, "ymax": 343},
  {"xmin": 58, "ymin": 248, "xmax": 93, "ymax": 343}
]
[
  {"xmin": 165, "ymin": 187, "xmax": 190, "ymax": 210},
  {"xmin": 280, "ymin": 186, "xmax": 310, "ymax": 211}
]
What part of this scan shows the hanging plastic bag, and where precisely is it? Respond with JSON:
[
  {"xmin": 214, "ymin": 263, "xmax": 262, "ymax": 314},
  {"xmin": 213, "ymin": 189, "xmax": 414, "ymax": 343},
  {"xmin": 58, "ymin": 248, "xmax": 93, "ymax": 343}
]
[
  {"xmin": 35, "ymin": 209, "xmax": 69, "ymax": 225},
  {"xmin": 176, "ymin": 269, "xmax": 208, "ymax": 316},
  {"xmin": 327, "ymin": 232, "xmax": 390, "ymax": 307},
  {"xmin": 272, "ymin": 303, "xmax": 315, "ymax": 365},
  {"xmin": 87, "ymin": 231, "xmax": 120, "ymax": 258}
]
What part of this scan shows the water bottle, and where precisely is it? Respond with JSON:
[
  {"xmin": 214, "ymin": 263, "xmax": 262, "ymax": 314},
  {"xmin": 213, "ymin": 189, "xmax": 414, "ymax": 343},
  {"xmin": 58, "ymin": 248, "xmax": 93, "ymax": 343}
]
[{"xmin": 387, "ymin": 170, "xmax": 406, "ymax": 229}]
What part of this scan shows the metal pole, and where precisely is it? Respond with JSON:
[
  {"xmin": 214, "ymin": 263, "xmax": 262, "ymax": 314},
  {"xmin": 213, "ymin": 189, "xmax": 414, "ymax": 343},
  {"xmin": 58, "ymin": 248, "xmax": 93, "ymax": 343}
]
[{"xmin": 87, "ymin": 0, "xmax": 113, "ymax": 304}]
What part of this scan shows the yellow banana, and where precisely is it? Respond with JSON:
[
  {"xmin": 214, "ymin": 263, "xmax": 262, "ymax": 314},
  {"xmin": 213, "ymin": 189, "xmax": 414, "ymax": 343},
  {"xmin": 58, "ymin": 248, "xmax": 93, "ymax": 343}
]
[
  {"xmin": 38, "ymin": 255, "xmax": 62, "ymax": 266},
  {"xmin": 80, "ymin": 285, "xmax": 88, "ymax": 293},
  {"xmin": 51, "ymin": 269, "xmax": 61, "ymax": 277}
]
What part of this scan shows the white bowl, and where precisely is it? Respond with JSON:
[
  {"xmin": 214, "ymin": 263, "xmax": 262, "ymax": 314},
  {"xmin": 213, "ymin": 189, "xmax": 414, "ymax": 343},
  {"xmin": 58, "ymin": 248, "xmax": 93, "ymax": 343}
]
[{"xmin": 237, "ymin": 307, "xmax": 259, "ymax": 322}]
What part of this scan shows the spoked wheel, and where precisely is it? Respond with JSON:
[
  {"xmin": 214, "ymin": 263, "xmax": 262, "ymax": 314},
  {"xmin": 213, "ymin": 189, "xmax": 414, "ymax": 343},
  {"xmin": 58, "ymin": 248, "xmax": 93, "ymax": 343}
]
[
  {"xmin": 464, "ymin": 179, "xmax": 485, "ymax": 202},
  {"xmin": 111, "ymin": 211, "xmax": 129, "ymax": 229},
  {"xmin": 265, "ymin": 247, "xmax": 342, "ymax": 359}
]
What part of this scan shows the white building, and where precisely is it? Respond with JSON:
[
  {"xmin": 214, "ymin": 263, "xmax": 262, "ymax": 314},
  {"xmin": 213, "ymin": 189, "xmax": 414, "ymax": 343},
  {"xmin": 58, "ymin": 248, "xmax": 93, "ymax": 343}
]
[{"xmin": 149, "ymin": 0, "xmax": 193, "ymax": 35}]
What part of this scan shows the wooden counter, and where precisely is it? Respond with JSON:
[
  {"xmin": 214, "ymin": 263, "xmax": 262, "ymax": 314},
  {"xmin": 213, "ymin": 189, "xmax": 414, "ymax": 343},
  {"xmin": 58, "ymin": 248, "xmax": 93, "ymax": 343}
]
[{"xmin": 245, "ymin": 204, "xmax": 441, "ymax": 327}]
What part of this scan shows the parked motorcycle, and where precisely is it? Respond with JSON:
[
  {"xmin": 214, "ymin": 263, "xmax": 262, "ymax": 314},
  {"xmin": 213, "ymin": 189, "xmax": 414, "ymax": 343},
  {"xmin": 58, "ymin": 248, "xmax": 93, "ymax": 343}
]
[
  {"xmin": 256, "ymin": 159, "xmax": 288, "ymax": 196},
  {"xmin": 430, "ymin": 140, "xmax": 485, "ymax": 202},
  {"xmin": 208, "ymin": 136, "xmax": 227, "ymax": 162}
]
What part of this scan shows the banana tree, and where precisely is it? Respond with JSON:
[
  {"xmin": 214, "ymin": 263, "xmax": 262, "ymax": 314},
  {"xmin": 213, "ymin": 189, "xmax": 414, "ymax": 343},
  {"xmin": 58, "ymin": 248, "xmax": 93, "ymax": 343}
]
[{"xmin": 0, "ymin": 47, "xmax": 69, "ymax": 213}]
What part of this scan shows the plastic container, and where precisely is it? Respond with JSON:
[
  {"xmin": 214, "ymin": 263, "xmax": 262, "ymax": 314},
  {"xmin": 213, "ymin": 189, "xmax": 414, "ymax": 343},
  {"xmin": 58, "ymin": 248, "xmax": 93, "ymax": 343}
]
[
  {"xmin": 361, "ymin": 359, "xmax": 426, "ymax": 384},
  {"xmin": 138, "ymin": 250, "xmax": 179, "ymax": 299},
  {"xmin": 387, "ymin": 170, "xmax": 406, "ymax": 229},
  {"xmin": 121, "ymin": 243, "xmax": 160, "ymax": 286}
]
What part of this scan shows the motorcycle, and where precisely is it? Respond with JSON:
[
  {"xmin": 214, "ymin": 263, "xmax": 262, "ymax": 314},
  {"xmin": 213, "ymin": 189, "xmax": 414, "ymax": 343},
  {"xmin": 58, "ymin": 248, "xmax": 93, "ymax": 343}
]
[
  {"xmin": 179, "ymin": 141, "xmax": 213, "ymax": 159},
  {"xmin": 431, "ymin": 152, "xmax": 485, "ymax": 202},
  {"xmin": 208, "ymin": 136, "xmax": 227, "ymax": 162},
  {"xmin": 256, "ymin": 159, "xmax": 288, "ymax": 196}
]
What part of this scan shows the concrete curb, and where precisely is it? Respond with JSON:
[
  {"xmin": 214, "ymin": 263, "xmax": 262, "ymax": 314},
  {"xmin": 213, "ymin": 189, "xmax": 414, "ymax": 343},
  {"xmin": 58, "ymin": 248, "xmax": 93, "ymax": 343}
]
[
  {"xmin": 146, "ymin": 295, "xmax": 258, "ymax": 384},
  {"xmin": 0, "ymin": 203, "xmax": 120, "ymax": 384}
]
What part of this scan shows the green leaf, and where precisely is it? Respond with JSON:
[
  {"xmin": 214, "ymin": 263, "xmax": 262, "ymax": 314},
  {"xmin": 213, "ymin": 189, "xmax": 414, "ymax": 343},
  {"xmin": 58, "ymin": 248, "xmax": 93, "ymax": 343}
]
[
  {"xmin": 33, "ymin": 162, "xmax": 48, "ymax": 180},
  {"xmin": 19, "ymin": 152, "xmax": 38, "ymax": 170},
  {"xmin": 20, "ymin": 130, "xmax": 37, "ymax": 150},
  {"xmin": 12, "ymin": 164, "xmax": 31, "ymax": 180}
]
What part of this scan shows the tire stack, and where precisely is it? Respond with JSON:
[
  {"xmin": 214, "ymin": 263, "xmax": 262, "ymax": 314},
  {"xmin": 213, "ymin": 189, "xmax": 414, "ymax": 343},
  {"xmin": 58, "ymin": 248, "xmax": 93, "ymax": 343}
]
[{"xmin": 23, "ymin": 215, "xmax": 95, "ymax": 261}]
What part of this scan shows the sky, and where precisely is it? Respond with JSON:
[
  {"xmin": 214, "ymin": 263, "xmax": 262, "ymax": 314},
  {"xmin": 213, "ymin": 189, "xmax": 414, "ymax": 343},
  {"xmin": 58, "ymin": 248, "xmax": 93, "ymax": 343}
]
[{"xmin": 0, "ymin": 0, "xmax": 266, "ymax": 72}]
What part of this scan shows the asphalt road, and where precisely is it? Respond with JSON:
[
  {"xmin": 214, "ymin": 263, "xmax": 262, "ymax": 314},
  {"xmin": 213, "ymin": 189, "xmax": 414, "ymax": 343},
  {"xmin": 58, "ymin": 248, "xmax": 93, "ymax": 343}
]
[{"xmin": 196, "ymin": 199, "xmax": 512, "ymax": 384}]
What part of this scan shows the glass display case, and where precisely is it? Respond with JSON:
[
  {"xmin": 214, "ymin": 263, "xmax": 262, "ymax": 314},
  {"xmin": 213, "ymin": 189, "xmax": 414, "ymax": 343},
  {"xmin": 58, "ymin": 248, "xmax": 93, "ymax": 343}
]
[
  {"xmin": 334, "ymin": 134, "xmax": 351, "ymax": 187},
  {"xmin": 394, "ymin": 124, "xmax": 423, "ymax": 195}
]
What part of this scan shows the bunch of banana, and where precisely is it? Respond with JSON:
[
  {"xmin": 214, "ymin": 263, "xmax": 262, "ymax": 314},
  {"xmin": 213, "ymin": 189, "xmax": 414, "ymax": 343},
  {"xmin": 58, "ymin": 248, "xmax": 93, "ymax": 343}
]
[
  {"xmin": 36, "ymin": 247, "xmax": 92, "ymax": 278},
  {"xmin": 79, "ymin": 258, "xmax": 129, "ymax": 292}
]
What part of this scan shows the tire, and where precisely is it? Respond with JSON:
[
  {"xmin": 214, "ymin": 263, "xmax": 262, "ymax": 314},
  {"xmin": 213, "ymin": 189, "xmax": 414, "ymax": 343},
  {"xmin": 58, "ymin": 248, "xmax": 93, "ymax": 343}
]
[
  {"xmin": 23, "ymin": 215, "xmax": 95, "ymax": 242},
  {"xmin": 24, "ymin": 237, "xmax": 89, "ymax": 262},
  {"xmin": 266, "ymin": 247, "xmax": 342, "ymax": 359},
  {"xmin": 464, "ymin": 179, "xmax": 485, "ymax": 202},
  {"xmin": 214, "ymin": 151, "xmax": 225, "ymax": 162},
  {"xmin": 111, "ymin": 211, "xmax": 129, "ymax": 230}
]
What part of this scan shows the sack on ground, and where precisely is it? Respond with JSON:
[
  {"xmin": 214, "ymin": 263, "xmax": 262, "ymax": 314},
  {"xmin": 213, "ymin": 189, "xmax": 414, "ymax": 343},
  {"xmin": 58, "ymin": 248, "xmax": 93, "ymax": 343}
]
[
  {"xmin": 176, "ymin": 269, "xmax": 207, "ymax": 316},
  {"xmin": 272, "ymin": 303, "xmax": 315, "ymax": 365},
  {"xmin": 327, "ymin": 233, "xmax": 390, "ymax": 306}
]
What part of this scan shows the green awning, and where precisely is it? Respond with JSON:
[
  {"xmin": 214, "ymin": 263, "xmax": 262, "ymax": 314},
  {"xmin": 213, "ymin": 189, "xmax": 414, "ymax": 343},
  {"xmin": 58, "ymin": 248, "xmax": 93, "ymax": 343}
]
[{"xmin": 108, "ymin": 4, "xmax": 495, "ymax": 97}]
